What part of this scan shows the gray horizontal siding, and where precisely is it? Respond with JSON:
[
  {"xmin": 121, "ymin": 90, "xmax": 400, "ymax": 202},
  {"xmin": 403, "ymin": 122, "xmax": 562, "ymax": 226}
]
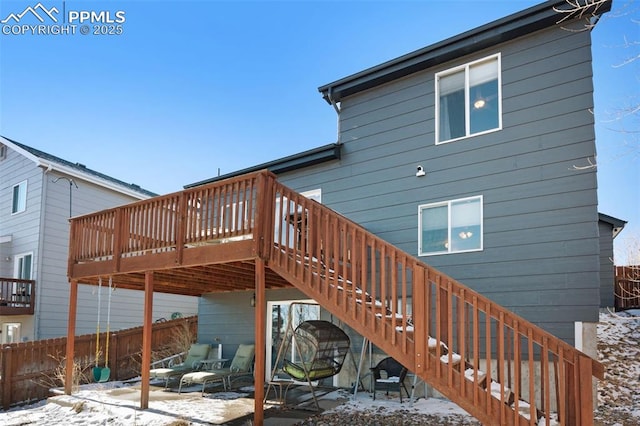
[
  {"xmin": 278, "ymin": 24, "xmax": 600, "ymax": 344},
  {"xmin": 198, "ymin": 288, "xmax": 307, "ymax": 358}
]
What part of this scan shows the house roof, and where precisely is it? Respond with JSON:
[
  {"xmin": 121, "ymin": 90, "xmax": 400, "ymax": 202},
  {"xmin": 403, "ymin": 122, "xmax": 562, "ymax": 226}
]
[
  {"xmin": 599, "ymin": 213, "xmax": 627, "ymax": 239},
  {"xmin": 318, "ymin": 0, "xmax": 612, "ymax": 104},
  {"xmin": 1, "ymin": 136, "xmax": 157, "ymax": 199},
  {"xmin": 184, "ymin": 142, "xmax": 341, "ymax": 188}
]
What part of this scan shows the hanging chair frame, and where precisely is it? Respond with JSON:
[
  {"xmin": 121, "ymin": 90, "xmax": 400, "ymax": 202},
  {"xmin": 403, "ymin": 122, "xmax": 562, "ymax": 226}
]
[{"xmin": 266, "ymin": 302, "xmax": 351, "ymax": 410}]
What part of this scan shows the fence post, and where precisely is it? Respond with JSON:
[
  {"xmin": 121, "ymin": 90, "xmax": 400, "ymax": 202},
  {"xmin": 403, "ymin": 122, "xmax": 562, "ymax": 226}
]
[
  {"xmin": 110, "ymin": 332, "xmax": 118, "ymax": 381},
  {"xmin": 2, "ymin": 346, "xmax": 12, "ymax": 410}
]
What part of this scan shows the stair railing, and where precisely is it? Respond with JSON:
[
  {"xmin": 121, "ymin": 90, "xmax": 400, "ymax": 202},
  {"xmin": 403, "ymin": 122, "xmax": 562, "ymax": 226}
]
[{"xmin": 265, "ymin": 176, "xmax": 602, "ymax": 425}]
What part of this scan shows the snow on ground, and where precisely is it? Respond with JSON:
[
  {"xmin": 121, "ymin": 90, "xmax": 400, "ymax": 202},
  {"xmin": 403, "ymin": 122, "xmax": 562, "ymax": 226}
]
[
  {"xmin": 594, "ymin": 308, "xmax": 640, "ymax": 426},
  {"xmin": 0, "ymin": 309, "xmax": 637, "ymax": 425},
  {"xmin": 0, "ymin": 384, "xmax": 262, "ymax": 426}
]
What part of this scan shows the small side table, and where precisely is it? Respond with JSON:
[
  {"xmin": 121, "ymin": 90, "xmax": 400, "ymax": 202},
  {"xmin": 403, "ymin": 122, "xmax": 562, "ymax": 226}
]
[
  {"xmin": 196, "ymin": 358, "xmax": 228, "ymax": 370},
  {"xmin": 265, "ymin": 378, "xmax": 295, "ymax": 406}
]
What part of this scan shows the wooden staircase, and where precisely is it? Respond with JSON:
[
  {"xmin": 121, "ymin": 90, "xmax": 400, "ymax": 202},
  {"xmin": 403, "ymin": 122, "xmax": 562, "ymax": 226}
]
[{"xmin": 263, "ymin": 177, "xmax": 603, "ymax": 426}]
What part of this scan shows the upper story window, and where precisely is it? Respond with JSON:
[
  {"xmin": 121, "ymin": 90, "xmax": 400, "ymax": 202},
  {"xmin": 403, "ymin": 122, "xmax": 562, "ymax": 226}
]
[
  {"xmin": 419, "ymin": 196, "xmax": 483, "ymax": 256},
  {"xmin": 436, "ymin": 54, "xmax": 501, "ymax": 144},
  {"xmin": 15, "ymin": 253, "xmax": 33, "ymax": 279},
  {"xmin": 12, "ymin": 180, "xmax": 27, "ymax": 214}
]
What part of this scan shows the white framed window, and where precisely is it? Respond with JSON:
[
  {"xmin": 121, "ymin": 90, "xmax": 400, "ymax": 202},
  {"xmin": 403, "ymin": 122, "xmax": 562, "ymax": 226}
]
[
  {"xmin": 436, "ymin": 54, "xmax": 501, "ymax": 143},
  {"xmin": 3, "ymin": 323, "xmax": 22, "ymax": 344},
  {"xmin": 419, "ymin": 196, "xmax": 483, "ymax": 256},
  {"xmin": 14, "ymin": 253, "xmax": 33, "ymax": 279},
  {"xmin": 12, "ymin": 180, "xmax": 27, "ymax": 214},
  {"xmin": 0, "ymin": 143, "xmax": 7, "ymax": 160},
  {"xmin": 301, "ymin": 188, "xmax": 321, "ymax": 203}
]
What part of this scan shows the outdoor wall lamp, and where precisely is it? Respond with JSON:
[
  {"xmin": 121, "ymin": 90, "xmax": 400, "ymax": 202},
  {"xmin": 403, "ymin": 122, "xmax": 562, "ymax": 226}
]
[
  {"xmin": 416, "ymin": 165, "xmax": 426, "ymax": 177},
  {"xmin": 250, "ymin": 293, "xmax": 256, "ymax": 308}
]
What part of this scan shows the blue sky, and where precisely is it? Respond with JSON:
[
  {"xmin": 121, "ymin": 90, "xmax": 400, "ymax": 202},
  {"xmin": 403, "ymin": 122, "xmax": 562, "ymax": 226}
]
[{"xmin": 0, "ymin": 0, "xmax": 638, "ymax": 262}]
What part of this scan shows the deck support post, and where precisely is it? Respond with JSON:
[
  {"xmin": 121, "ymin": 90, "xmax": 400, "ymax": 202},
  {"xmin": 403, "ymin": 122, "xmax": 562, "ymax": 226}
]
[
  {"xmin": 413, "ymin": 266, "xmax": 425, "ymax": 374},
  {"xmin": 64, "ymin": 279, "xmax": 78, "ymax": 395},
  {"xmin": 141, "ymin": 271, "xmax": 154, "ymax": 409},
  {"xmin": 254, "ymin": 257, "xmax": 266, "ymax": 426}
]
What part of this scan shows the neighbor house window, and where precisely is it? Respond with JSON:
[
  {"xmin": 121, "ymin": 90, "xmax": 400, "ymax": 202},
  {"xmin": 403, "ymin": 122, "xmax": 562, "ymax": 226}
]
[
  {"xmin": 12, "ymin": 181, "xmax": 27, "ymax": 214},
  {"xmin": 15, "ymin": 253, "xmax": 33, "ymax": 280},
  {"xmin": 436, "ymin": 54, "xmax": 501, "ymax": 143},
  {"xmin": 419, "ymin": 196, "xmax": 483, "ymax": 255}
]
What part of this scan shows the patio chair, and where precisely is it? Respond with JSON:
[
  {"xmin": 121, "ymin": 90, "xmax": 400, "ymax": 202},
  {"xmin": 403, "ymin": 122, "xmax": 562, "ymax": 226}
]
[
  {"xmin": 371, "ymin": 356, "xmax": 409, "ymax": 403},
  {"xmin": 178, "ymin": 344, "xmax": 255, "ymax": 395},
  {"xmin": 149, "ymin": 343, "xmax": 210, "ymax": 387}
]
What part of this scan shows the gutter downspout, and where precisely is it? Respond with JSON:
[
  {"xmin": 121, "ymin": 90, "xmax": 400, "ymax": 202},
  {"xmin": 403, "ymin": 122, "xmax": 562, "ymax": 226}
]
[
  {"xmin": 34, "ymin": 166, "xmax": 51, "ymax": 340},
  {"xmin": 327, "ymin": 87, "xmax": 342, "ymax": 145}
]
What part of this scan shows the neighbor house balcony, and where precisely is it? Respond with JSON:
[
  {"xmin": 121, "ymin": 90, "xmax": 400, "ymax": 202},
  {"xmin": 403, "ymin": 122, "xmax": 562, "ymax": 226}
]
[{"xmin": 0, "ymin": 278, "xmax": 36, "ymax": 315}]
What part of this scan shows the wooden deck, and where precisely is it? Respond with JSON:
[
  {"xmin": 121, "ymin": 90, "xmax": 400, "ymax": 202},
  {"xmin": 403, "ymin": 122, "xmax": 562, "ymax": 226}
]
[
  {"xmin": 67, "ymin": 170, "xmax": 603, "ymax": 426},
  {"xmin": 68, "ymin": 171, "xmax": 286, "ymax": 295}
]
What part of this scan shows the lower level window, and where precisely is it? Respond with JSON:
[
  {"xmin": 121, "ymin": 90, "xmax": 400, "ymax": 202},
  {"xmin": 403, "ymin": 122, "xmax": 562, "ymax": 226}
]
[{"xmin": 419, "ymin": 196, "xmax": 483, "ymax": 255}]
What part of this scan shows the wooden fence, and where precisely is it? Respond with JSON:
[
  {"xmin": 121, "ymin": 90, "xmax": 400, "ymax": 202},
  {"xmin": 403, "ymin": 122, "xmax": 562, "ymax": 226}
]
[
  {"xmin": 0, "ymin": 316, "xmax": 197, "ymax": 410},
  {"xmin": 615, "ymin": 265, "xmax": 640, "ymax": 311}
]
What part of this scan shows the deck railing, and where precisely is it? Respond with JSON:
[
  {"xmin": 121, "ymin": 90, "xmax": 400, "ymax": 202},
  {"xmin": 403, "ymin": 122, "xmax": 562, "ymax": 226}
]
[
  {"xmin": 0, "ymin": 278, "xmax": 35, "ymax": 315},
  {"xmin": 69, "ymin": 173, "xmax": 260, "ymax": 269}
]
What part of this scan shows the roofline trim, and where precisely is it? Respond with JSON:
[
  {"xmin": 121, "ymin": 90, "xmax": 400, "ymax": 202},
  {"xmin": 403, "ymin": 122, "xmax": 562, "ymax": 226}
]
[
  {"xmin": 185, "ymin": 143, "xmax": 341, "ymax": 188},
  {"xmin": 599, "ymin": 212, "xmax": 627, "ymax": 239},
  {"xmin": 1, "ymin": 136, "xmax": 155, "ymax": 200},
  {"xmin": 318, "ymin": 0, "xmax": 611, "ymax": 103}
]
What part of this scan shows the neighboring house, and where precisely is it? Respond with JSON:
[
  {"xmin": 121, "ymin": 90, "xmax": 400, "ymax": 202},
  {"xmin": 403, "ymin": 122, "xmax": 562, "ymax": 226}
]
[
  {"xmin": 0, "ymin": 137, "xmax": 197, "ymax": 342},
  {"xmin": 65, "ymin": 2, "xmax": 614, "ymax": 424},
  {"xmin": 598, "ymin": 213, "xmax": 626, "ymax": 308},
  {"xmin": 192, "ymin": 0, "xmax": 611, "ymax": 354}
]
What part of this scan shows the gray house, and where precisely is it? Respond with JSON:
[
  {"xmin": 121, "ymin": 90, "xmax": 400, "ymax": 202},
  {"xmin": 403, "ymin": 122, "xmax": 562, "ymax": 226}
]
[
  {"xmin": 192, "ymin": 0, "xmax": 610, "ymax": 355},
  {"xmin": 65, "ymin": 1, "xmax": 612, "ymax": 424},
  {"xmin": 598, "ymin": 213, "xmax": 626, "ymax": 307},
  {"xmin": 0, "ymin": 137, "xmax": 197, "ymax": 341}
]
